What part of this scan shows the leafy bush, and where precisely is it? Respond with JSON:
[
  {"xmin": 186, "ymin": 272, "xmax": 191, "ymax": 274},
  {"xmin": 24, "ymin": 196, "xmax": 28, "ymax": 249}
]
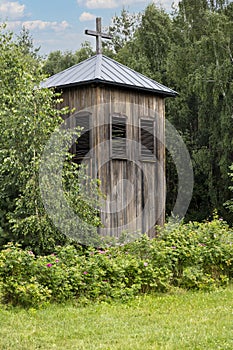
[
  {"xmin": 124, "ymin": 218, "xmax": 233, "ymax": 288},
  {"xmin": 0, "ymin": 26, "xmax": 102, "ymax": 255},
  {"xmin": 0, "ymin": 244, "xmax": 51, "ymax": 307},
  {"xmin": 0, "ymin": 218, "xmax": 232, "ymax": 308}
]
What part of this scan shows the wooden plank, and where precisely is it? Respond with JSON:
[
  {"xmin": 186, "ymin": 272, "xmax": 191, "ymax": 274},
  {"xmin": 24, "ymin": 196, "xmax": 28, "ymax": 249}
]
[{"xmin": 59, "ymin": 85, "xmax": 166, "ymax": 238}]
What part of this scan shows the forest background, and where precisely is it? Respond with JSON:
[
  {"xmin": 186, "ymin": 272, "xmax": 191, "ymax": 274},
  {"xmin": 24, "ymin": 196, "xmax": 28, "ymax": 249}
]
[
  {"xmin": 0, "ymin": 0, "xmax": 233, "ymax": 254},
  {"xmin": 43, "ymin": 0, "xmax": 233, "ymax": 223}
]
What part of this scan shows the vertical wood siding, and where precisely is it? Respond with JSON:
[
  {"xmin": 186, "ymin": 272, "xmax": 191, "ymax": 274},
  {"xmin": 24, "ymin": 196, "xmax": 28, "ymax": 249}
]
[{"xmin": 59, "ymin": 85, "xmax": 165, "ymax": 237}]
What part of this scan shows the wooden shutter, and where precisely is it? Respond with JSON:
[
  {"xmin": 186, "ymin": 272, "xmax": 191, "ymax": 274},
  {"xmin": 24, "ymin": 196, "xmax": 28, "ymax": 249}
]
[
  {"xmin": 75, "ymin": 113, "xmax": 90, "ymax": 159},
  {"xmin": 111, "ymin": 116, "xmax": 127, "ymax": 158},
  {"xmin": 140, "ymin": 119, "xmax": 155, "ymax": 159}
]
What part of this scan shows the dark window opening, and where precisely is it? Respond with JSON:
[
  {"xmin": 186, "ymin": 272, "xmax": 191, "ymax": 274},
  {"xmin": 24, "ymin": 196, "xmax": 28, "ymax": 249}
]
[
  {"xmin": 111, "ymin": 116, "xmax": 127, "ymax": 158},
  {"xmin": 75, "ymin": 114, "xmax": 90, "ymax": 159},
  {"xmin": 140, "ymin": 119, "xmax": 155, "ymax": 159}
]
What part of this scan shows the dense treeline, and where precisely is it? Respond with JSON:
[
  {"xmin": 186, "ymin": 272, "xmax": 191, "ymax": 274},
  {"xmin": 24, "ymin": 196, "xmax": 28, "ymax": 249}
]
[
  {"xmin": 106, "ymin": 1, "xmax": 233, "ymax": 223},
  {"xmin": 0, "ymin": 0, "xmax": 233, "ymax": 255},
  {"xmin": 43, "ymin": 1, "xmax": 233, "ymax": 223}
]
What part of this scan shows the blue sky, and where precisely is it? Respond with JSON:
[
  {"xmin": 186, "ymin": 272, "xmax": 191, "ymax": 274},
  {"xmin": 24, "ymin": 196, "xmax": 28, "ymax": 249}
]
[{"xmin": 0, "ymin": 0, "xmax": 178, "ymax": 56}]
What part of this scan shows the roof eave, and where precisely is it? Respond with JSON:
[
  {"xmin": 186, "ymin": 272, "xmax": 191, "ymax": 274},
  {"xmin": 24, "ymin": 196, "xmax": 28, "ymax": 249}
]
[{"xmin": 44, "ymin": 79, "xmax": 178, "ymax": 98}]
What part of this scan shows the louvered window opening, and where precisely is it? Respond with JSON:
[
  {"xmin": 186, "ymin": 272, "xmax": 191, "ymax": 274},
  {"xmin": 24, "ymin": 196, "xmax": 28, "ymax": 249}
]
[
  {"xmin": 111, "ymin": 116, "xmax": 127, "ymax": 158},
  {"xmin": 140, "ymin": 119, "xmax": 155, "ymax": 159},
  {"xmin": 75, "ymin": 114, "xmax": 90, "ymax": 159}
]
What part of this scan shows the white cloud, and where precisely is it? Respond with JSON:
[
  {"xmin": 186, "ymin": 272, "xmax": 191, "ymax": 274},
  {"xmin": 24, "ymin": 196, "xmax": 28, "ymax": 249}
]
[
  {"xmin": 77, "ymin": 0, "xmax": 177, "ymax": 10},
  {"xmin": 77, "ymin": 0, "xmax": 117, "ymax": 9},
  {"xmin": 0, "ymin": 1, "xmax": 25, "ymax": 19},
  {"xmin": 4, "ymin": 20, "xmax": 70, "ymax": 32},
  {"xmin": 79, "ymin": 12, "xmax": 96, "ymax": 22},
  {"xmin": 153, "ymin": 0, "xmax": 179, "ymax": 10},
  {"xmin": 22, "ymin": 20, "xmax": 70, "ymax": 32}
]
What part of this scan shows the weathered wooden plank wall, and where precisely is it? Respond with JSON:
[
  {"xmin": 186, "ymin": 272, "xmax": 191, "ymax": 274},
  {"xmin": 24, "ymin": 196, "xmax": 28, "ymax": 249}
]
[{"xmin": 59, "ymin": 84, "xmax": 165, "ymax": 237}]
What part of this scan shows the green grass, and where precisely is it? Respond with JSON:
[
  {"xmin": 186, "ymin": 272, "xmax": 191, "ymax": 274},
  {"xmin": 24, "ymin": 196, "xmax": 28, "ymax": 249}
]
[{"xmin": 0, "ymin": 286, "xmax": 233, "ymax": 350}]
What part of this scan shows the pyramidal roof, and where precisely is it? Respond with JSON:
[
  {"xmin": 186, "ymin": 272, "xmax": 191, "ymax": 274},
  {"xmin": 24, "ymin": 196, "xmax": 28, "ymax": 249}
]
[{"xmin": 41, "ymin": 54, "xmax": 177, "ymax": 97}]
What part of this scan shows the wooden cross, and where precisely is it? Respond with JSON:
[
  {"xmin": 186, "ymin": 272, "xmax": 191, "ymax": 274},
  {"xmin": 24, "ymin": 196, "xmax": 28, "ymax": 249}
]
[{"xmin": 85, "ymin": 17, "xmax": 112, "ymax": 55}]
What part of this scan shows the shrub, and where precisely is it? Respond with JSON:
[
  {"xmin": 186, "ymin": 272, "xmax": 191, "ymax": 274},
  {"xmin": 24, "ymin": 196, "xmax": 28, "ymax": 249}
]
[
  {"xmin": 0, "ymin": 243, "xmax": 51, "ymax": 307},
  {"xmin": 0, "ymin": 218, "xmax": 232, "ymax": 308}
]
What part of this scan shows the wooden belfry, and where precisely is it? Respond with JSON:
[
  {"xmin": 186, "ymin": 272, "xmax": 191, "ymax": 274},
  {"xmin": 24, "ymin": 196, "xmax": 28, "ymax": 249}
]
[
  {"xmin": 41, "ymin": 17, "xmax": 177, "ymax": 237},
  {"xmin": 85, "ymin": 17, "xmax": 112, "ymax": 54}
]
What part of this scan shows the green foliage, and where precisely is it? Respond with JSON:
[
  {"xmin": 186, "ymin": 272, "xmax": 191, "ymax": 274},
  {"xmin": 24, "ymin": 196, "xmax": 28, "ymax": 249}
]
[
  {"xmin": 0, "ymin": 25, "xmax": 101, "ymax": 254},
  {"xmin": 166, "ymin": 0, "xmax": 233, "ymax": 221},
  {"xmin": 137, "ymin": 4, "xmax": 173, "ymax": 81},
  {"xmin": 102, "ymin": 1, "xmax": 233, "ymax": 222},
  {"xmin": 0, "ymin": 244, "xmax": 51, "ymax": 307},
  {"xmin": 0, "ymin": 219, "xmax": 232, "ymax": 308},
  {"xmin": 12, "ymin": 1, "xmax": 232, "ymax": 225},
  {"xmin": 9, "ymin": 0, "xmax": 232, "ymax": 225},
  {"xmin": 103, "ymin": 8, "xmax": 141, "ymax": 55},
  {"xmin": 108, "ymin": 5, "xmax": 172, "ymax": 81},
  {"xmin": 16, "ymin": 26, "xmax": 40, "ymax": 58},
  {"xmin": 225, "ymin": 164, "xmax": 233, "ymax": 213},
  {"xmin": 1, "ymin": 3, "xmax": 233, "ymax": 311}
]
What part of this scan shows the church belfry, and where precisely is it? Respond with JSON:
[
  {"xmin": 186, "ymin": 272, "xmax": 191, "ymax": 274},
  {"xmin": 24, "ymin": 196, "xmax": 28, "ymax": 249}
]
[{"xmin": 41, "ymin": 18, "xmax": 177, "ymax": 237}]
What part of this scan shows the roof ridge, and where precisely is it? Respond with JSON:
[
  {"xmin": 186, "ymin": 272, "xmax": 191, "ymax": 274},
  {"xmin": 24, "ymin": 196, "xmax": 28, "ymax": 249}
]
[{"xmin": 95, "ymin": 54, "xmax": 102, "ymax": 79}]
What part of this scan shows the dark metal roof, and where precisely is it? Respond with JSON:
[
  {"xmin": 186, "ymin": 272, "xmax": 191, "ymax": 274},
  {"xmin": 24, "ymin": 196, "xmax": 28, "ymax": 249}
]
[{"xmin": 41, "ymin": 54, "xmax": 177, "ymax": 97}]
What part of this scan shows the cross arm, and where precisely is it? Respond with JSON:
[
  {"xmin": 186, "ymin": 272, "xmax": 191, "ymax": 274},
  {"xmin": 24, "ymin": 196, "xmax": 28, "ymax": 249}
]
[{"xmin": 85, "ymin": 29, "xmax": 112, "ymax": 40}]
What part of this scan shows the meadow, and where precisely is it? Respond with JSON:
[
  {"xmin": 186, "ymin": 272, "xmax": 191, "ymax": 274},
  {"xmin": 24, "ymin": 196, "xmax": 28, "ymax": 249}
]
[{"xmin": 0, "ymin": 286, "xmax": 232, "ymax": 350}]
